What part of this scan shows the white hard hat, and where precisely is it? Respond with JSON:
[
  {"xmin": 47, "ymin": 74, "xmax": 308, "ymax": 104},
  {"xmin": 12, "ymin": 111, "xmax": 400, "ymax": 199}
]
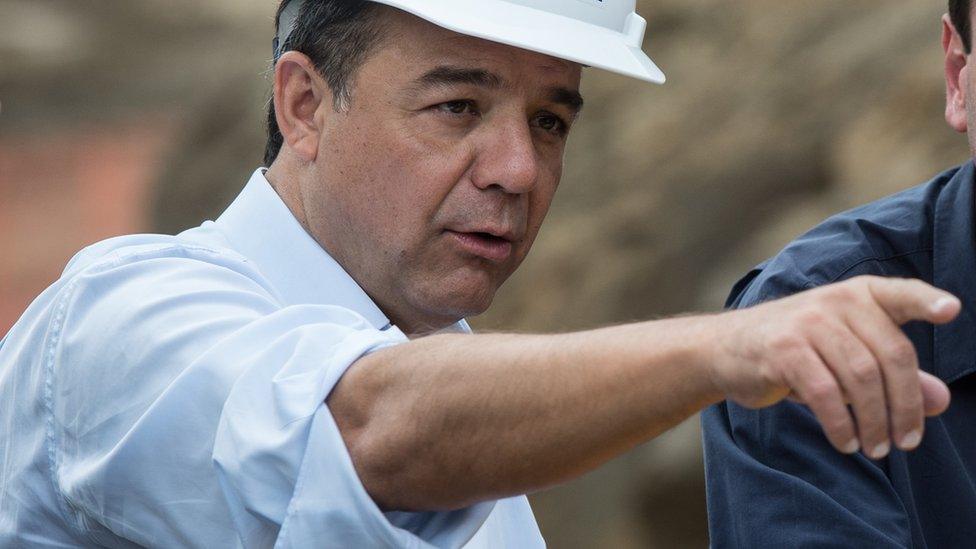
[{"xmin": 276, "ymin": 0, "xmax": 665, "ymax": 84}]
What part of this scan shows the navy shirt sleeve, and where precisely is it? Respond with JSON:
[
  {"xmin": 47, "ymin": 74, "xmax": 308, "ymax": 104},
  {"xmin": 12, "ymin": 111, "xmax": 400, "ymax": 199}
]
[{"xmin": 701, "ymin": 262, "xmax": 914, "ymax": 548}]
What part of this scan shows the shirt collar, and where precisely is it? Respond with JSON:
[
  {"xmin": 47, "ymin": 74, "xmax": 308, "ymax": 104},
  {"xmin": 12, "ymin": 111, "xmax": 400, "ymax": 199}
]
[
  {"xmin": 215, "ymin": 169, "xmax": 392, "ymax": 330},
  {"xmin": 214, "ymin": 169, "xmax": 473, "ymax": 335},
  {"xmin": 933, "ymin": 160, "xmax": 976, "ymax": 383}
]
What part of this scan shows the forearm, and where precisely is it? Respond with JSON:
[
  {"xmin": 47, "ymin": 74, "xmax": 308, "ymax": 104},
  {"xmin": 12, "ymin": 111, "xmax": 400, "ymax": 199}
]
[{"xmin": 329, "ymin": 315, "xmax": 724, "ymax": 511}]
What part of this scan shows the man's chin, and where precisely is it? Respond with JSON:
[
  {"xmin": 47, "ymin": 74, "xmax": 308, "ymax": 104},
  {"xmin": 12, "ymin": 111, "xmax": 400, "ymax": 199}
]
[
  {"xmin": 397, "ymin": 294, "xmax": 494, "ymax": 337},
  {"xmin": 400, "ymin": 262, "xmax": 512, "ymax": 325},
  {"xmin": 435, "ymin": 290, "xmax": 496, "ymax": 320},
  {"xmin": 414, "ymin": 281, "xmax": 499, "ymax": 323}
]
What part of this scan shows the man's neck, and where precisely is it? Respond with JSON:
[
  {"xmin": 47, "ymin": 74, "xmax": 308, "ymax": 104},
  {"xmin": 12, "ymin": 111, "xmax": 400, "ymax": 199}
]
[
  {"xmin": 265, "ymin": 161, "xmax": 313, "ymax": 235},
  {"xmin": 265, "ymin": 159, "xmax": 463, "ymax": 338}
]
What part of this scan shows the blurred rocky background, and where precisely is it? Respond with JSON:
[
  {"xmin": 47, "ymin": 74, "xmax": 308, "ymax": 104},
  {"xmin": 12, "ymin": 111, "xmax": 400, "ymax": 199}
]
[{"xmin": 0, "ymin": 1, "xmax": 969, "ymax": 547}]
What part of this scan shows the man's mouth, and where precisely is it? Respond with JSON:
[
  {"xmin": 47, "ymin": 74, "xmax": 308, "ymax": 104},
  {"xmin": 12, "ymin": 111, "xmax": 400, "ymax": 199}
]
[{"xmin": 445, "ymin": 230, "xmax": 514, "ymax": 262}]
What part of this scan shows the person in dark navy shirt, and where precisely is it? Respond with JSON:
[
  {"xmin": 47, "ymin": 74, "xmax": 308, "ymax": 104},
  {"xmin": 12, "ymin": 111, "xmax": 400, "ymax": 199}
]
[{"xmin": 702, "ymin": 3, "xmax": 976, "ymax": 547}]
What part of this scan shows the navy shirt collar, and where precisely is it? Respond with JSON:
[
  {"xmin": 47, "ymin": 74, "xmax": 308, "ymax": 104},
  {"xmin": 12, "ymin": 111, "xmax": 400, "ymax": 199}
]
[{"xmin": 933, "ymin": 161, "xmax": 976, "ymax": 383}]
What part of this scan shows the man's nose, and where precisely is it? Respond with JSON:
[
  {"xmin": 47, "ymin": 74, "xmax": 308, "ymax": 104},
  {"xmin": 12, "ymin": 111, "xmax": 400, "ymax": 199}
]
[{"xmin": 470, "ymin": 119, "xmax": 541, "ymax": 195}]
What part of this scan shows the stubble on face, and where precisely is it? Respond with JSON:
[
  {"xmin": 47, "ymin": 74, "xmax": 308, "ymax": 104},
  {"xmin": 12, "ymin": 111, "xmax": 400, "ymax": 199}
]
[{"xmin": 298, "ymin": 9, "xmax": 582, "ymax": 334}]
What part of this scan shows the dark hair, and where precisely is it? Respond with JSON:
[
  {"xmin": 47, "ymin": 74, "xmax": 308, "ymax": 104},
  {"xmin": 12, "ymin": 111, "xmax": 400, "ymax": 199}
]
[
  {"xmin": 264, "ymin": 0, "xmax": 387, "ymax": 166},
  {"xmin": 951, "ymin": 0, "xmax": 972, "ymax": 53}
]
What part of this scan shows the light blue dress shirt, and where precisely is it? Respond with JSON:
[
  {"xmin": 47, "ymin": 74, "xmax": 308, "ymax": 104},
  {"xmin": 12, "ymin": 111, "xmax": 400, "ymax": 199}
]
[{"xmin": 0, "ymin": 169, "xmax": 544, "ymax": 548}]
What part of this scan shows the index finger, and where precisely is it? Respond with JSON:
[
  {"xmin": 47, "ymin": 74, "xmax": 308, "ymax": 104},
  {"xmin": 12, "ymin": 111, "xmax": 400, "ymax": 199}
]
[{"xmin": 866, "ymin": 277, "xmax": 960, "ymax": 325}]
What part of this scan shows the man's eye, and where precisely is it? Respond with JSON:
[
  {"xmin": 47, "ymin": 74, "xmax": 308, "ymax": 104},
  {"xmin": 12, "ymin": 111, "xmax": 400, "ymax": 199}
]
[
  {"xmin": 438, "ymin": 100, "xmax": 477, "ymax": 116},
  {"xmin": 534, "ymin": 113, "xmax": 566, "ymax": 134}
]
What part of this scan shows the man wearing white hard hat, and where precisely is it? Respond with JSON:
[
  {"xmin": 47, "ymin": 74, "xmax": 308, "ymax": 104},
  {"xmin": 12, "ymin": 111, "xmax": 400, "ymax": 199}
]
[{"xmin": 0, "ymin": 1, "xmax": 962, "ymax": 546}]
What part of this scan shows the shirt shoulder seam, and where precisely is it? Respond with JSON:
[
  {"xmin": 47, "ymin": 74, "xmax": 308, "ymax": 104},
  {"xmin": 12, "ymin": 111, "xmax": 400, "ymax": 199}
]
[
  {"xmin": 40, "ymin": 277, "xmax": 98, "ymax": 538},
  {"xmin": 750, "ymin": 248, "xmax": 935, "ymax": 299},
  {"xmin": 86, "ymin": 242, "xmax": 251, "ymax": 275},
  {"xmin": 820, "ymin": 247, "xmax": 934, "ymax": 286}
]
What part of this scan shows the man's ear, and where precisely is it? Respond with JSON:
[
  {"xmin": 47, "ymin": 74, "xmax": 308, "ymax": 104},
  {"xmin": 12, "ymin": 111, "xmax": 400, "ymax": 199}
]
[
  {"xmin": 273, "ymin": 51, "xmax": 331, "ymax": 161},
  {"xmin": 944, "ymin": 14, "xmax": 970, "ymax": 133}
]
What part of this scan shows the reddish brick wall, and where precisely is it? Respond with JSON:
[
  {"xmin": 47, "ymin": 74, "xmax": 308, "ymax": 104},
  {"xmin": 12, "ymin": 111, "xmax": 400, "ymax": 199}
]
[{"xmin": 0, "ymin": 121, "xmax": 173, "ymax": 335}]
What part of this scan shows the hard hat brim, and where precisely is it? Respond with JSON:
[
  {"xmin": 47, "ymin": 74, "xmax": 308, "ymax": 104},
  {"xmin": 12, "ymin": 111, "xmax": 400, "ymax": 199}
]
[{"xmin": 372, "ymin": 0, "xmax": 666, "ymax": 84}]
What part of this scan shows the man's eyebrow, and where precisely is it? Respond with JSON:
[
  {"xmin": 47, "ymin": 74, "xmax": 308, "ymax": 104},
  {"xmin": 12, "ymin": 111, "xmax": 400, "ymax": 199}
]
[
  {"xmin": 548, "ymin": 87, "xmax": 584, "ymax": 116},
  {"xmin": 414, "ymin": 66, "xmax": 504, "ymax": 90},
  {"xmin": 411, "ymin": 65, "xmax": 583, "ymax": 115}
]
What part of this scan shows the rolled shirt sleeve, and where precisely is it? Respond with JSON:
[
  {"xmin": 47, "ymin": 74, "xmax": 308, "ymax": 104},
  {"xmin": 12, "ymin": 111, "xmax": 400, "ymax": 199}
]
[{"xmin": 49, "ymin": 244, "xmax": 492, "ymax": 547}]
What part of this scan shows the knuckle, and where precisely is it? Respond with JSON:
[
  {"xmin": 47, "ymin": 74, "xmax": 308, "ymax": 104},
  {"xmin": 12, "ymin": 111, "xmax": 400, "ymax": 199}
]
[
  {"xmin": 882, "ymin": 339, "xmax": 917, "ymax": 368},
  {"xmin": 767, "ymin": 330, "xmax": 805, "ymax": 355},
  {"xmin": 811, "ymin": 286, "xmax": 844, "ymax": 309},
  {"xmin": 892, "ymin": 337, "xmax": 916, "ymax": 358},
  {"xmin": 758, "ymin": 363, "xmax": 785, "ymax": 389},
  {"xmin": 805, "ymin": 379, "xmax": 838, "ymax": 402},
  {"xmin": 795, "ymin": 306, "xmax": 828, "ymax": 327},
  {"xmin": 859, "ymin": 276, "xmax": 888, "ymax": 301},
  {"xmin": 850, "ymin": 361, "xmax": 881, "ymax": 385},
  {"xmin": 850, "ymin": 275, "xmax": 878, "ymax": 290},
  {"xmin": 828, "ymin": 283, "xmax": 857, "ymax": 303}
]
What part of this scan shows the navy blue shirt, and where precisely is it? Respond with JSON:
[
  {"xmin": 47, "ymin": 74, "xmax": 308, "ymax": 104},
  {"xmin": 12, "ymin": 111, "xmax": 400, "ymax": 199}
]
[{"xmin": 702, "ymin": 163, "xmax": 976, "ymax": 548}]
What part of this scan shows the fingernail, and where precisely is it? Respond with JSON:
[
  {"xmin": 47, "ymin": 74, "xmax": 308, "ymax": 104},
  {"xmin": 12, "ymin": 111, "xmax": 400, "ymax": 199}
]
[
  {"xmin": 932, "ymin": 297, "xmax": 959, "ymax": 315},
  {"xmin": 842, "ymin": 439, "xmax": 860, "ymax": 454},
  {"xmin": 869, "ymin": 441, "xmax": 890, "ymax": 459},
  {"xmin": 900, "ymin": 430, "xmax": 922, "ymax": 450}
]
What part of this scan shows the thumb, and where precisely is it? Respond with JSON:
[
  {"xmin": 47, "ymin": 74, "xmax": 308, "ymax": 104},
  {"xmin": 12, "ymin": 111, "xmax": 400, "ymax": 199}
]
[{"xmin": 920, "ymin": 371, "xmax": 951, "ymax": 416}]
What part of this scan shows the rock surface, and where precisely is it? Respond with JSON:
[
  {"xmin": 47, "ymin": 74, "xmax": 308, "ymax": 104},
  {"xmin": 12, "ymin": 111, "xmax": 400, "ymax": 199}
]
[{"xmin": 1, "ymin": 1, "xmax": 968, "ymax": 546}]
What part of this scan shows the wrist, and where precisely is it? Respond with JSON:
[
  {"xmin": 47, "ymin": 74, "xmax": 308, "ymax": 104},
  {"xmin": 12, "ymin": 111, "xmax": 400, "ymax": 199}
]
[
  {"xmin": 639, "ymin": 313, "xmax": 730, "ymax": 407},
  {"xmin": 685, "ymin": 312, "xmax": 737, "ymax": 405}
]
